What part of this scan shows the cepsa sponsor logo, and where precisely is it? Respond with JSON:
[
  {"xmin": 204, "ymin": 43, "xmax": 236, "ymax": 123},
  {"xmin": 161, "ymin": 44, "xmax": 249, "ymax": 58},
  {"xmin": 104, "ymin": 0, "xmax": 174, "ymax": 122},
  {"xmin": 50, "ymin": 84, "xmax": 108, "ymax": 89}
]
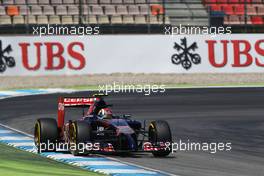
[
  {"xmin": 64, "ymin": 98, "xmax": 95, "ymax": 104},
  {"xmin": 19, "ymin": 42, "xmax": 86, "ymax": 71}
]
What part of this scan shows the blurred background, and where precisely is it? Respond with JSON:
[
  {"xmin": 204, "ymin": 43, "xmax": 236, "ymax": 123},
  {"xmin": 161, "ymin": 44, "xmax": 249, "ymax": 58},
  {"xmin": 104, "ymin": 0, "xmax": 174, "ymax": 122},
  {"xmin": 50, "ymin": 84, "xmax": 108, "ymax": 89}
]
[{"xmin": 0, "ymin": 0, "xmax": 263, "ymax": 34}]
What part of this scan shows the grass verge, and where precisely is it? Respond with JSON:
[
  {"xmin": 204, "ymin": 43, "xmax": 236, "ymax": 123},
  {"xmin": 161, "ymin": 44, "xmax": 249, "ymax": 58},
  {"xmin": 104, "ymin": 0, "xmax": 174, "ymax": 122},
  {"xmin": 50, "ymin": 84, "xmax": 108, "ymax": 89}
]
[
  {"xmin": 2, "ymin": 82, "xmax": 264, "ymax": 91},
  {"xmin": 0, "ymin": 143, "xmax": 104, "ymax": 176},
  {"xmin": 67, "ymin": 83, "xmax": 264, "ymax": 91}
]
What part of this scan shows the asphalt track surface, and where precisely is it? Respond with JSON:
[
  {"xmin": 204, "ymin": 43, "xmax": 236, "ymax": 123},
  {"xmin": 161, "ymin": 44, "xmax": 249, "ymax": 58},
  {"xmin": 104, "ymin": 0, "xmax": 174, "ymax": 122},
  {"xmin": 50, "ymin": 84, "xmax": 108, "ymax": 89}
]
[{"xmin": 0, "ymin": 88, "xmax": 264, "ymax": 176}]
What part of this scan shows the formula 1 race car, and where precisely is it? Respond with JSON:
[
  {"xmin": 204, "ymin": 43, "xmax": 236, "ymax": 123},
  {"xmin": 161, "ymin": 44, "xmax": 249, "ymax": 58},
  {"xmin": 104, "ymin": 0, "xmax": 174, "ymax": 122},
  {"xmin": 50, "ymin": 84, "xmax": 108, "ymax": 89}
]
[{"xmin": 34, "ymin": 94, "xmax": 172, "ymax": 157}]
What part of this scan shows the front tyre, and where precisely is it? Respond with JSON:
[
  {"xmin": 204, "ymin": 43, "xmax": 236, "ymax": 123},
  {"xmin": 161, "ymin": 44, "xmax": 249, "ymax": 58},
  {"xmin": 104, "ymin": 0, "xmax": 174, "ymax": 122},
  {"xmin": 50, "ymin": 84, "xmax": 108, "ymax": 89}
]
[
  {"xmin": 149, "ymin": 120, "xmax": 172, "ymax": 157},
  {"xmin": 34, "ymin": 118, "xmax": 58, "ymax": 153}
]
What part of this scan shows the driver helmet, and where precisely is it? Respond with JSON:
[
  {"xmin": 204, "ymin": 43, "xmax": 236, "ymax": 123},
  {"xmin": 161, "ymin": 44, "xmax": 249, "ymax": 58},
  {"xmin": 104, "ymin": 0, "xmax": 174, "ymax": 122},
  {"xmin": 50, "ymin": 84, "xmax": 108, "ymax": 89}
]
[{"xmin": 98, "ymin": 108, "xmax": 113, "ymax": 119}]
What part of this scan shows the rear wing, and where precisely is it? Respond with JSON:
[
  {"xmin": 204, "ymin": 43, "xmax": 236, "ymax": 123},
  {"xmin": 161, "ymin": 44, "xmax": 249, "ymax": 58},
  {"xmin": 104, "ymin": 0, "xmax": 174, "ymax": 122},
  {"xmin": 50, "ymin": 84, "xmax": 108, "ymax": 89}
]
[
  {"xmin": 61, "ymin": 97, "xmax": 98, "ymax": 107},
  {"xmin": 57, "ymin": 94, "xmax": 107, "ymax": 128}
]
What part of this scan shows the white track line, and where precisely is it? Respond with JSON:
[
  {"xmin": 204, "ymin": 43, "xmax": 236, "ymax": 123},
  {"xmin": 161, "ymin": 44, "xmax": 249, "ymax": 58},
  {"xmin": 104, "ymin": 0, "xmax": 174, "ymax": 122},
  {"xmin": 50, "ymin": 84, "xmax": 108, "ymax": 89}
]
[
  {"xmin": 95, "ymin": 169, "xmax": 157, "ymax": 174},
  {"xmin": 0, "ymin": 136, "xmax": 32, "ymax": 140},
  {"xmin": 72, "ymin": 161, "xmax": 127, "ymax": 166},
  {"xmin": 10, "ymin": 142, "xmax": 35, "ymax": 147},
  {"xmin": 0, "ymin": 123, "xmax": 33, "ymax": 138},
  {"xmin": 0, "ymin": 130, "xmax": 13, "ymax": 134},
  {"xmin": 47, "ymin": 154, "xmax": 84, "ymax": 159},
  {"xmin": 101, "ymin": 155, "xmax": 178, "ymax": 176},
  {"xmin": 0, "ymin": 89, "xmax": 75, "ymax": 100},
  {"xmin": 166, "ymin": 85, "xmax": 264, "ymax": 89},
  {"xmin": 0, "ymin": 91, "xmax": 22, "ymax": 96}
]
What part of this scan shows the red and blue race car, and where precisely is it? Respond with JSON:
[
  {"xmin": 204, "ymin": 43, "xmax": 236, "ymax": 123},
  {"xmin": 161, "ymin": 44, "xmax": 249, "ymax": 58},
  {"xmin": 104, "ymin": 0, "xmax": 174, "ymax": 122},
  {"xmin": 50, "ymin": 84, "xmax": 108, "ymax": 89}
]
[{"xmin": 34, "ymin": 94, "xmax": 172, "ymax": 157}]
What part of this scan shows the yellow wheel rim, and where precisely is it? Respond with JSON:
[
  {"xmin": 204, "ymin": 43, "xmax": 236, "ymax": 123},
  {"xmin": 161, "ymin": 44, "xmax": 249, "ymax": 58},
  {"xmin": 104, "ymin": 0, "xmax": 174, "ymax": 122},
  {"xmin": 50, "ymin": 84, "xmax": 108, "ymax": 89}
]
[
  {"xmin": 150, "ymin": 123, "xmax": 155, "ymax": 129},
  {"xmin": 71, "ymin": 123, "xmax": 77, "ymax": 144},
  {"xmin": 34, "ymin": 121, "xmax": 41, "ymax": 146}
]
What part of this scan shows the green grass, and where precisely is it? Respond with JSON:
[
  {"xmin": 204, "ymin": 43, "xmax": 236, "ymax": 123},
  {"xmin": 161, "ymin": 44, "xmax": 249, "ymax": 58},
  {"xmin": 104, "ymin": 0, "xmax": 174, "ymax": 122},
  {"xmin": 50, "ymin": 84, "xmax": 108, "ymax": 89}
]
[
  {"xmin": 67, "ymin": 83, "xmax": 264, "ymax": 91},
  {"xmin": 67, "ymin": 85, "xmax": 102, "ymax": 90},
  {"xmin": 164, "ymin": 82, "xmax": 264, "ymax": 88},
  {"xmin": 0, "ymin": 143, "xmax": 104, "ymax": 176},
  {"xmin": 2, "ymin": 82, "xmax": 264, "ymax": 91}
]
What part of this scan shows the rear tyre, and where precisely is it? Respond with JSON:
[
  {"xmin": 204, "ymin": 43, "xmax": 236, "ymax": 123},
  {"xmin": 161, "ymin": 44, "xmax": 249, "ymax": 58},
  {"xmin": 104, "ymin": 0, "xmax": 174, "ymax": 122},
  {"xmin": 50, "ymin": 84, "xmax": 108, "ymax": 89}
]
[
  {"xmin": 149, "ymin": 120, "xmax": 172, "ymax": 157},
  {"xmin": 69, "ymin": 121, "xmax": 91, "ymax": 156},
  {"xmin": 34, "ymin": 118, "xmax": 58, "ymax": 153}
]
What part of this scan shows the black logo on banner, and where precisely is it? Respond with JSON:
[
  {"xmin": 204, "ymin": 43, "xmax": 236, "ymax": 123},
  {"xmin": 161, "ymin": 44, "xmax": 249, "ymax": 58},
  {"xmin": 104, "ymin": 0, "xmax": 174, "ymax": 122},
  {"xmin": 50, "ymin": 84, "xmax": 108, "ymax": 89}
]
[
  {"xmin": 171, "ymin": 37, "xmax": 201, "ymax": 70},
  {"xmin": 0, "ymin": 40, "xmax": 15, "ymax": 73}
]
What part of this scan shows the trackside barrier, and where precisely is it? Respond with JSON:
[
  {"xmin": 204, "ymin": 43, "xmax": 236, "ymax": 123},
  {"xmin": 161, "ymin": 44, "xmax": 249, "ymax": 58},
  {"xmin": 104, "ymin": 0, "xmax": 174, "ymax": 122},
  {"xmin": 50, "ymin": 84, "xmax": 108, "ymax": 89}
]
[{"xmin": 0, "ymin": 34, "xmax": 264, "ymax": 75}]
